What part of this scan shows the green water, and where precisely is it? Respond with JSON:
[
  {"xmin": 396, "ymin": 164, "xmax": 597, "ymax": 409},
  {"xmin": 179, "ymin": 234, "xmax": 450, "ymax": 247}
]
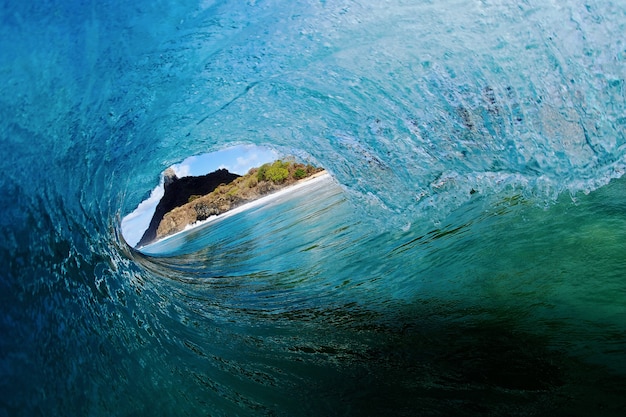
[{"xmin": 371, "ymin": 177, "xmax": 626, "ymax": 415}]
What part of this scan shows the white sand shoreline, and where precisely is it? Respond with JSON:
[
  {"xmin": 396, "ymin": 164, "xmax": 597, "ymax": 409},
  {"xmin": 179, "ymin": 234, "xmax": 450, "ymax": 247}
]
[{"xmin": 139, "ymin": 171, "xmax": 331, "ymax": 250}]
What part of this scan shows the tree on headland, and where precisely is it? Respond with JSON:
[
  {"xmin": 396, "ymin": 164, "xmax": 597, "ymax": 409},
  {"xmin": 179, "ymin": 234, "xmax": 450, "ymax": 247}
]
[
  {"xmin": 293, "ymin": 168, "xmax": 307, "ymax": 179},
  {"xmin": 264, "ymin": 160, "xmax": 290, "ymax": 183},
  {"xmin": 256, "ymin": 160, "xmax": 320, "ymax": 184}
]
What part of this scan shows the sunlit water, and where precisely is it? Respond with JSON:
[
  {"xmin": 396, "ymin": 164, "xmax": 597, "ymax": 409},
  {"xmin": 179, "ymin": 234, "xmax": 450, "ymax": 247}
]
[{"xmin": 1, "ymin": 1, "xmax": 625, "ymax": 416}]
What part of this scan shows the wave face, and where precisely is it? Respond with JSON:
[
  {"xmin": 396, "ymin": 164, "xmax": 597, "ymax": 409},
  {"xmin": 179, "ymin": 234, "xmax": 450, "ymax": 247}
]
[{"xmin": 1, "ymin": 1, "xmax": 625, "ymax": 415}]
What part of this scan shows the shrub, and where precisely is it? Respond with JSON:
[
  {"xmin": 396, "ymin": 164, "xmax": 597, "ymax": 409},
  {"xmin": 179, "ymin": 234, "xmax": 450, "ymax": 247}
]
[
  {"xmin": 265, "ymin": 161, "xmax": 289, "ymax": 183},
  {"xmin": 257, "ymin": 163, "xmax": 269, "ymax": 181},
  {"xmin": 293, "ymin": 168, "xmax": 307, "ymax": 179},
  {"xmin": 247, "ymin": 177, "xmax": 258, "ymax": 188},
  {"xmin": 188, "ymin": 195, "xmax": 201, "ymax": 203}
]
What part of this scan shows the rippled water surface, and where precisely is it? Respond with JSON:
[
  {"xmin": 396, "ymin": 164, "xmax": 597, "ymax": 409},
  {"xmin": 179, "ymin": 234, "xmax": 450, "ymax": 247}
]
[{"xmin": 1, "ymin": 1, "xmax": 625, "ymax": 416}]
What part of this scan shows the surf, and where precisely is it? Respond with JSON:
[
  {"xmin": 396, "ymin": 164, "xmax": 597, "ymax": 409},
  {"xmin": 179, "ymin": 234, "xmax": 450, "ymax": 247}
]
[{"xmin": 1, "ymin": 0, "xmax": 625, "ymax": 415}]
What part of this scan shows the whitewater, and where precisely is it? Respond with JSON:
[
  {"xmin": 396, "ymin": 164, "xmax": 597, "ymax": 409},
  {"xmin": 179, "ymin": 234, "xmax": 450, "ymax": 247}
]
[{"xmin": 1, "ymin": 0, "xmax": 625, "ymax": 416}]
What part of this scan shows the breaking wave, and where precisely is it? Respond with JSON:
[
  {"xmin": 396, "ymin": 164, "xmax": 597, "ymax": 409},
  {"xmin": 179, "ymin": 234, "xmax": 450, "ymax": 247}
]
[{"xmin": 1, "ymin": 1, "xmax": 625, "ymax": 415}]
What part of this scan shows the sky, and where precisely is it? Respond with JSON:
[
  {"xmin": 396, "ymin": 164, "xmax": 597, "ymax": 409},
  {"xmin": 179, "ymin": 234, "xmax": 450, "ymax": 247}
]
[
  {"xmin": 121, "ymin": 144, "xmax": 278, "ymax": 247},
  {"xmin": 170, "ymin": 145, "xmax": 278, "ymax": 178}
]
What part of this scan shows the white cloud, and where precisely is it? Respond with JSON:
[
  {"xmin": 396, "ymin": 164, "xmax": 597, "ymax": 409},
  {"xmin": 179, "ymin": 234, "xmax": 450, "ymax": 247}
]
[
  {"xmin": 231, "ymin": 147, "xmax": 278, "ymax": 173},
  {"xmin": 172, "ymin": 156, "xmax": 196, "ymax": 178},
  {"xmin": 233, "ymin": 153, "xmax": 259, "ymax": 173}
]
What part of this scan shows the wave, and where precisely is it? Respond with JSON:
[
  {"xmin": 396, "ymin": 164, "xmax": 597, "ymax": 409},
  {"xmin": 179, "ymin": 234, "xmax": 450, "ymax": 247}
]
[{"xmin": 1, "ymin": 0, "xmax": 625, "ymax": 415}]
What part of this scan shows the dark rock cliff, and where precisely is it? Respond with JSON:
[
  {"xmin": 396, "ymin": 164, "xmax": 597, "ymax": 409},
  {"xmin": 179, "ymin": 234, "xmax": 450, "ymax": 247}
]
[{"xmin": 137, "ymin": 168, "xmax": 240, "ymax": 247}]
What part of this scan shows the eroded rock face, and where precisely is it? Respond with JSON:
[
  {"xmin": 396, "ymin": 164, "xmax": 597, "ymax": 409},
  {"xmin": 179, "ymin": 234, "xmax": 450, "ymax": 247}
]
[
  {"xmin": 136, "ymin": 168, "xmax": 240, "ymax": 247},
  {"xmin": 194, "ymin": 202, "xmax": 220, "ymax": 221},
  {"xmin": 155, "ymin": 194, "xmax": 241, "ymax": 239}
]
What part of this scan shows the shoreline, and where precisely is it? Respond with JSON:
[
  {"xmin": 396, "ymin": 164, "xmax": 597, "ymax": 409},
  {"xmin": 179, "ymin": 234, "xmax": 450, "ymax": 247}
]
[{"xmin": 139, "ymin": 171, "xmax": 331, "ymax": 250}]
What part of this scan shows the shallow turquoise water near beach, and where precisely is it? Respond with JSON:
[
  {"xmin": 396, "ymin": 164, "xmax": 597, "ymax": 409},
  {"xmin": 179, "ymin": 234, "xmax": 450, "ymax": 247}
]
[{"xmin": 1, "ymin": 0, "xmax": 625, "ymax": 415}]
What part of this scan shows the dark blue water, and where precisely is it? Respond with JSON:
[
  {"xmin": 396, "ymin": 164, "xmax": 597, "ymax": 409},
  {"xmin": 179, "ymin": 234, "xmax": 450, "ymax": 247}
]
[{"xmin": 1, "ymin": 1, "xmax": 625, "ymax": 415}]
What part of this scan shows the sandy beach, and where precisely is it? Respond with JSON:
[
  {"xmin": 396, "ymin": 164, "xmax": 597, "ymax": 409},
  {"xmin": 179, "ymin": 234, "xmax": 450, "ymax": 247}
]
[{"xmin": 140, "ymin": 170, "xmax": 331, "ymax": 250}]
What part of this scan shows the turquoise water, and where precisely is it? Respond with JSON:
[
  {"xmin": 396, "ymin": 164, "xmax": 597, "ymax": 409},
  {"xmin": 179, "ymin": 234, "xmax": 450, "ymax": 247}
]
[{"xmin": 1, "ymin": 0, "xmax": 625, "ymax": 415}]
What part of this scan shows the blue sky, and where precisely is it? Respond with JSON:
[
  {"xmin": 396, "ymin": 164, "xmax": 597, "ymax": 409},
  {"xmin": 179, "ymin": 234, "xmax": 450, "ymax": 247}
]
[
  {"xmin": 170, "ymin": 145, "xmax": 278, "ymax": 178},
  {"xmin": 121, "ymin": 144, "xmax": 278, "ymax": 247}
]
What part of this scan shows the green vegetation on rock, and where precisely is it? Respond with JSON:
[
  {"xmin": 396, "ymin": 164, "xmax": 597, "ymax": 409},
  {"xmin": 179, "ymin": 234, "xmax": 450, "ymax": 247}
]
[
  {"xmin": 293, "ymin": 168, "xmax": 307, "ymax": 179},
  {"xmin": 264, "ymin": 161, "xmax": 290, "ymax": 183},
  {"xmin": 256, "ymin": 160, "xmax": 322, "ymax": 184}
]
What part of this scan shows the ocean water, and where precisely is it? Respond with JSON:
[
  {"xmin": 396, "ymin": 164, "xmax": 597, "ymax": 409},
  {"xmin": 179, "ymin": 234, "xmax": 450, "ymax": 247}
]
[{"xmin": 1, "ymin": 1, "xmax": 625, "ymax": 416}]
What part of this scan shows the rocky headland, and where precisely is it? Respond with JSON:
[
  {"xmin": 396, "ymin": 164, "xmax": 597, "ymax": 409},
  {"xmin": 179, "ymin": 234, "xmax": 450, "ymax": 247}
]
[
  {"xmin": 136, "ymin": 168, "xmax": 240, "ymax": 247},
  {"xmin": 139, "ymin": 161, "xmax": 324, "ymax": 247}
]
